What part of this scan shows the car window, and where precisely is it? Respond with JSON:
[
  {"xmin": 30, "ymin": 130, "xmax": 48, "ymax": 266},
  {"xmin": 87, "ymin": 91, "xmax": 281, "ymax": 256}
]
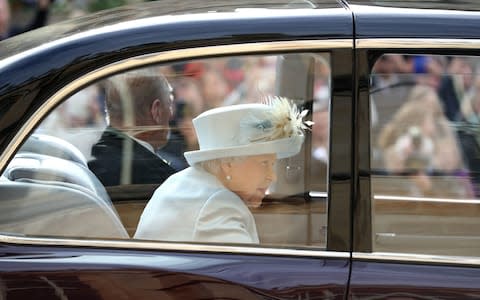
[
  {"xmin": 1, "ymin": 52, "xmax": 330, "ymax": 249},
  {"xmin": 370, "ymin": 53, "xmax": 480, "ymax": 256}
]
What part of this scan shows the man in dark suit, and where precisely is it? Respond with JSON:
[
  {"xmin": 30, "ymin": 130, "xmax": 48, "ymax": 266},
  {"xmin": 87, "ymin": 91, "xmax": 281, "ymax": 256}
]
[{"xmin": 88, "ymin": 71, "xmax": 176, "ymax": 186}]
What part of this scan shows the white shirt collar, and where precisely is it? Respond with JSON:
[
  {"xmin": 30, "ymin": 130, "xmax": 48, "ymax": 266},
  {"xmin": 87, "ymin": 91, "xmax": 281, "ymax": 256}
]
[{"xmin": 131, "ymin": 135, "xmax": 155, "ymax": 154}]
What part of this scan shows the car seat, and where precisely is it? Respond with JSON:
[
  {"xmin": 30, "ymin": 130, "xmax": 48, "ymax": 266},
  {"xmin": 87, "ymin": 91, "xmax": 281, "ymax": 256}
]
[{"xmin": 0, "ymin": 134, "xmax": 129, "ymax": 239}]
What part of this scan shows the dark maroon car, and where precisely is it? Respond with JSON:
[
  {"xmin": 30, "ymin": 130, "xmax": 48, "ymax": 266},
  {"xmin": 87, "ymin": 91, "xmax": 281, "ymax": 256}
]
[{"xmin": 0, "ymin": 0, "xmax": 479, "ymax": 299}]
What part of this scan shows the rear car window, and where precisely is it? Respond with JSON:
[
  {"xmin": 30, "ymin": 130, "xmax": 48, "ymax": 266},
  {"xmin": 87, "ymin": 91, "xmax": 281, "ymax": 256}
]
[{"xmin": 370, "ymin": 54, "xmax": 480, "ymax": 256}]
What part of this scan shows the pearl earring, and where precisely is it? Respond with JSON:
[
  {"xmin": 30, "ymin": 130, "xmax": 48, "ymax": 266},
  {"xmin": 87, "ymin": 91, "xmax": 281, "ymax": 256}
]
[{"xmin": 226, "ymin": 175, "xmax": 232, "ymax": 181}]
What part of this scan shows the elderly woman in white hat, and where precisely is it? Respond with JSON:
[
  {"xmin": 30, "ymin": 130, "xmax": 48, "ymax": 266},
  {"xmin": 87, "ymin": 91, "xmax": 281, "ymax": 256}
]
[{"xmin": 134, "ymin": 96, "xmax": 312, "ymax": 244}]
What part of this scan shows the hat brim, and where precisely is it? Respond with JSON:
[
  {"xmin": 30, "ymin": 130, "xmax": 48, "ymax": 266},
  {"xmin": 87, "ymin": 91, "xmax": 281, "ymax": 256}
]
[{"xmin": 184, "ymin": 135, "xmax": 304, "ymax": 166}]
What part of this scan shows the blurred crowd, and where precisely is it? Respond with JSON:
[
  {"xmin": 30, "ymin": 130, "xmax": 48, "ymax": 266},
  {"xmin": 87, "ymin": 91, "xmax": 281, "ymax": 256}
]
[
  {"xmin": 371, "ymin": 54, "xmax": 480, "ymax": 198},
  {"xmin": 0, "ymin": 0, "xmax": 52, "ymax": 41},
  {"xmin": 1, "ymin": 0, "xmax": 144, "ymax": 41}
]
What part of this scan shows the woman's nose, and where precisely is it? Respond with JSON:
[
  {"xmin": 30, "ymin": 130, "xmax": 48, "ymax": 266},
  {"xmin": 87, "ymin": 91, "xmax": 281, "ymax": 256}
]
[{"xmin": 267, "ymin": 166, "xmax": 277, "ymax": 183}]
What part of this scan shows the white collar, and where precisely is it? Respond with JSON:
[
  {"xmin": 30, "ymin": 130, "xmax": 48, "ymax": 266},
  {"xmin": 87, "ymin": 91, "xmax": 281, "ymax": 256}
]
[{"xmin": 131, "ymin": 135, "xmax": 155, "ymax": 154}]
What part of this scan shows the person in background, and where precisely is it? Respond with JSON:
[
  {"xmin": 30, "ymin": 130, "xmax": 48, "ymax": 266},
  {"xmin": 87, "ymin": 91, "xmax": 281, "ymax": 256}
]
[
  {"xmin": 377, "ymin": 85, "xmax": 472, "ymax": 198},
  {"xmin": 437, "ymin": 56, "xmax": 475, "ymax": 121},
  {"xmin": 199, "ymin": 65, "xmax": 231, "ymax": 110},
  {"xmin": 157, "ymin": 76, "xmax": 203, "ymax": 170},
  {"xmin": 457, "ymin": 75, "xmax": 480, "ymax": 195},
  {"xmin": 88, "ymin": 71, "xmax": 176, "ymax": 186},
  {"xmin": 157, "ymin": 100, "xmax": 199, "ymax": 171},
  {"xmin": 0, "ymin": 0, "xmax": 51, "ymax": 41},
  {"xmin": 134, "ymin": 97, "xmax": 311, "ymax": 244},
  {"xmin": 310, "ymin": 89, "xmax": 329, "ymax": 192}
]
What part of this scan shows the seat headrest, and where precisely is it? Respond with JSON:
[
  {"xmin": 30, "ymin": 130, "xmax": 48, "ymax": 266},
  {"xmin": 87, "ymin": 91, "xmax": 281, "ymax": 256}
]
[{"xmin": 19, "ymin": 133, "xmax": 87, "ymax": 166}]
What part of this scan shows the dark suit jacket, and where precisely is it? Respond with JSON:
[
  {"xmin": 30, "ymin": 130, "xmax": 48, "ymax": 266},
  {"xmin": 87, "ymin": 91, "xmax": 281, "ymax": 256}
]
[
  {"xmin": 457, "ymin": 126, "xmax": 480, "ymax": 196},
  {"xmin": 88, "ymin": 127, "xmax": 176, "ymax": 187},
  {"xmin": 438, "ymin": 76, "xmax": 462, "ymax": 122}
]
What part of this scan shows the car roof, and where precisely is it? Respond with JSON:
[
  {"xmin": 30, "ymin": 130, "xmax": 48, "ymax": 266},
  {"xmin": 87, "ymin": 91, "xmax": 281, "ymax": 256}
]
[
  {"xmin": 3, "ymin": 0, "xmax": 480, "ymax": 62},
  {"xmin": 346, "ymin": 0, "xmax": 480, "ymax": 11},
  {"xmin": 348, "ymin": 2, "xmax": 480, "ymax": 39},
  {"xmin": 0, "ymin": 0, "xmax": 342, "ymax": 60}
]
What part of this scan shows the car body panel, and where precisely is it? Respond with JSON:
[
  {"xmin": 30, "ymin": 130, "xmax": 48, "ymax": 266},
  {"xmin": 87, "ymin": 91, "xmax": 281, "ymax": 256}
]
[
  {"xmin": 348, "ymin": 0, "xmax": 480, "ymax": 11},
  {"xmin": 0, "ymin": 0, "xmax": 479, "ymax": 298},
  {"xmin": 0, "ymin": 243, "xmax": 350, "ymax": 299},
  {"xmin": 348, "ymin": 2, "xmax": 480, "ymax": 299},
  {"xmin": 350, "ymin": 259, "xmax": 480, "ymax": 299},
  {"xmin": 351, "ymin": 5, "xmax": 480, "ymax": 39},
  {"xmin": 0, "ymin": 1, "xmax": 354, "ymax": 299}
]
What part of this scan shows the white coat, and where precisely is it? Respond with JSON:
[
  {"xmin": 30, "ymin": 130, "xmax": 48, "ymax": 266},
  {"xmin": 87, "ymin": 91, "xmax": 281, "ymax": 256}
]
[{"xmin": 134, "ymin": 166, "xmax": 259, "ymax": 244}]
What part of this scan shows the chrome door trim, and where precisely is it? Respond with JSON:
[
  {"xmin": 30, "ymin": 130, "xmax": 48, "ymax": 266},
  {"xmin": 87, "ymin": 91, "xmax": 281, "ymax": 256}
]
[
  {"xmin": 0, "ymin": 234, "xmax": 349, "ymax": 259},
  {"xmin": 374, "ymin": 194, "xmax": 480, "ymax": 204},
  {"xmin": 0, "ymin": 39, "xmax": 351, "ymax": 169},
  {"xmin": 353, "ymin": 252, "xmax": 480, "ymax": 267},
  {"xmin": 356, "ymin": 38, "xmax": 480, "ymax": 49}
]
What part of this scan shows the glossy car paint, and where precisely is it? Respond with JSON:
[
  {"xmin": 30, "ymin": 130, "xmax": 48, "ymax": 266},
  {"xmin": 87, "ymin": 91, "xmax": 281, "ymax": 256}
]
[
  {"xmin": 349, "ymin": 2, "xmax": 480, "ymax": 299},
  {"xmin": 350, "ymin": 260, "xmax": 480, "ymax": 299},
  {"xmin": 0, "ymin": 244, "xmax": 349, "ymax": 299},
  {"xmin": 0, "ymin": 1, "xmax": 353, "ymax": 299},
  {"xmin": 0, "ymin": 0, "xmax": 479, "ymax": 298},
  {"xmin": 351, "ymin": 5, "xmax": 480, "ymax": 39}
]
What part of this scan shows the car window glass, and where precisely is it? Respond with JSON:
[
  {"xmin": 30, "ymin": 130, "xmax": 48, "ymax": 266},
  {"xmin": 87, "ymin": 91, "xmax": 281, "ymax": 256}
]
[
  {"xmin": 1, "ymin": 52, "xmax": 330, "ymax": 249},
  {"xmin": 370, "ymin": 54, "xmax": 480, "ymax": 256}
]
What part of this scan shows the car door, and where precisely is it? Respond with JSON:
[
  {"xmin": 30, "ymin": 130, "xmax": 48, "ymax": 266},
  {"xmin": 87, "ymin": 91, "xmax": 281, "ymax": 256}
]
[
  {"xmin": 350, "ymin": 4, "xmax": 480, "ymax": 299},
  {"xmin": 0, "ymin": 2, "xmax": 356, "ymax": 299}
]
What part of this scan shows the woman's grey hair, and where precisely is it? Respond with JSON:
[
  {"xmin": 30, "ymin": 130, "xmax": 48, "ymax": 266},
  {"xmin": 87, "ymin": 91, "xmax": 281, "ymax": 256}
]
[{"xmin": 198, "ymin": 156, "xmax": 246, "ymax": 175}]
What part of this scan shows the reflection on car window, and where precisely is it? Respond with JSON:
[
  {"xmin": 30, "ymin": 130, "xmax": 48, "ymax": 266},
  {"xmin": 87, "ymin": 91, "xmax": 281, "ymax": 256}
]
[
  {"xmin": 370, "ymin": 54, "xmax": 480, "ymax": 256},
  {"xmin": 0, "ymin": 53, "xmax": 331, "ymax": 249}
]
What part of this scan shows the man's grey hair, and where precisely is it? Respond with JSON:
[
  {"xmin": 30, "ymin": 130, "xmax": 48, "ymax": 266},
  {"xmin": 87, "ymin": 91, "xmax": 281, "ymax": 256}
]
[{"xmin": 102, "ymin": 69, "xmax": 173, "ymax": 127}]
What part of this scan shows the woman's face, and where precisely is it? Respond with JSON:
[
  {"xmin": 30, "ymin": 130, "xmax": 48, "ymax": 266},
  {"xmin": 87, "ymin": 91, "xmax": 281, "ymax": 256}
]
[{"xmin": 224, "ymin": 154, "xmax": 277, "ymax": 207}]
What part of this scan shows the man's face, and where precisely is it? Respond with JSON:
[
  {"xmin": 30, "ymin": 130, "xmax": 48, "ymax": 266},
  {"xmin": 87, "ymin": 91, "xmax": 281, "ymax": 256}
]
[{"xmin": 134, "ymin": 97, "xmax": 173, "ymax": 150}]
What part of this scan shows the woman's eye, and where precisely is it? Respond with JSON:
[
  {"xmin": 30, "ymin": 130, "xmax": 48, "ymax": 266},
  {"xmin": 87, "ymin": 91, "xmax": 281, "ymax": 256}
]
[{"xmin": 261, "ymin": 161, "xmax": 274, "ymax": 167}]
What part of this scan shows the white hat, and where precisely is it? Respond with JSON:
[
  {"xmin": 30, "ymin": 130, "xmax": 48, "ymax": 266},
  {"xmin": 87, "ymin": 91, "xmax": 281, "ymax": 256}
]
[{"xmin": 184, "ymin": 96, "xmax": 312, "ymax": 165}]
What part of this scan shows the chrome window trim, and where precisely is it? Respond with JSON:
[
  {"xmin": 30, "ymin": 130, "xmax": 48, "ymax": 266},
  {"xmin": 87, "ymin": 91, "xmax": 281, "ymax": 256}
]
[
  {"xmin": 353, "ymin": 252, "xmax": 480, "ymax": 267},
  {"xmin": 0, "ymin": 39, "xmax": 351, "ymax": 254},
  {"xmin": 309, "ymin": 191, "xmax": 328, "ymax": 198},
  {"xmin": 356, "ymin": 38, "xmax": 480, "ymax": 49},
  {"xmin": 0, "ymin": 235, "xmax": 349, "ymax": 259},
  {"xmin": 374, "ymin": 194, "xmax": 480, "ymax": 204}
]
